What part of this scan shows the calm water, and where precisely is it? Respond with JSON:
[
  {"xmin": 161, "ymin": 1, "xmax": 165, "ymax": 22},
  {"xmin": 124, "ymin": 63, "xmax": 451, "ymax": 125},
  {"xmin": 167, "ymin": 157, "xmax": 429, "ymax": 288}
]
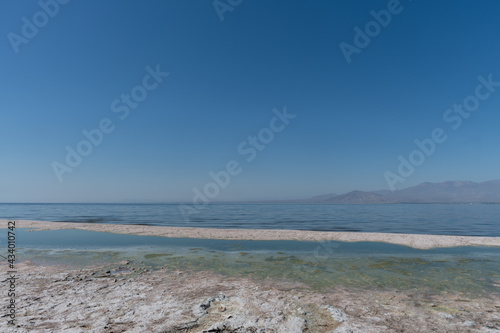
[
  {"xmin": 13, "ymin": 229, "xmax": 500, "ymax": 294},
  {"xmin": 1, "ymin": 203, "xmax": 499, "ymax": 236}
]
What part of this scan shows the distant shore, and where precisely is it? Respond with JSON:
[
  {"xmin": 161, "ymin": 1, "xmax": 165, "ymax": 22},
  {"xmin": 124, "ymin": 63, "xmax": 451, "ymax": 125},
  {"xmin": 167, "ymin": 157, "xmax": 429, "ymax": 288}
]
[{"xmin": 3, "ymin": 219, "xmax": 500, "ymax": 249}]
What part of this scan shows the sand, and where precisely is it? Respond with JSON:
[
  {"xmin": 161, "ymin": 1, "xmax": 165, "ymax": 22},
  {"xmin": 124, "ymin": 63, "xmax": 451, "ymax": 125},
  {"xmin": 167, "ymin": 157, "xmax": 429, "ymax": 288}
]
[{"xmin": 3, "ymin": 219, "xmax": 500, "ymax": 249}]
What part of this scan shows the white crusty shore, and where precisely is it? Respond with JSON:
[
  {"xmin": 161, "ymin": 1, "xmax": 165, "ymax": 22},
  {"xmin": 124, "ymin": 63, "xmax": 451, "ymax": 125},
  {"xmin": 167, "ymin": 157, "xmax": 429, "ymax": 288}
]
[
  {"xmin": 2, "ymin": 219, "xmax": 500, "ymax": 332},
  {"xmin": 3, "ymin": 219, "xmax": 500, "ymax": 249},
  {"xmin": 3, "ymin": 262, "xmax": 500, "ymax": 333}
]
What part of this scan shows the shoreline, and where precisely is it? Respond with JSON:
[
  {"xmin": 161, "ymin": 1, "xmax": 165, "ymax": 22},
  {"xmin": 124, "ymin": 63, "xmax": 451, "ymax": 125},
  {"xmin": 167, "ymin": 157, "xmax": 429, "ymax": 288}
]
[
  {"xmin": 3, "ymin": 220, "xmax": 500, "ymax": 332},
  {"xmin": 3, "ymin": 219, "xmax": 500, "ymax": 249},
  {"xmin": 4, "ymin": 261, "xmax": 500, "ymax": 333}
]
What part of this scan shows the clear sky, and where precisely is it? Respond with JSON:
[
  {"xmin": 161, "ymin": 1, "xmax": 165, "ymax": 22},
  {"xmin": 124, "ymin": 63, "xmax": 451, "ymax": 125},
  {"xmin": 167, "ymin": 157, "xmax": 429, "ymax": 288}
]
[{"xmin": 1, "ymin": 0, "xmax": 500, "ymax": 203}]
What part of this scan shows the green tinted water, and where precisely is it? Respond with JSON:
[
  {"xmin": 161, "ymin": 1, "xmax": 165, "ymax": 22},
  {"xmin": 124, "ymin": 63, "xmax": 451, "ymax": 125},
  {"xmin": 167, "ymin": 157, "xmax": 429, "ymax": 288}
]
[{"xmin": 12, "ymin": 229, "xmax": 500, "ymax": 294}]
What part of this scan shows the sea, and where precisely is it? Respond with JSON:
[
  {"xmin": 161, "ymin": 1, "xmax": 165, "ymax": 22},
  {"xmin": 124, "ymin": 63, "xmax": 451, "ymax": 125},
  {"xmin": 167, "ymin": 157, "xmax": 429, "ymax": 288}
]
[
  {"xmin": 1, "ymin": 202, "xmax": 499, "ymax": 236},
  {"xmin": 4, "ymin": 203, "xmax": 500, "ymax": 293}
]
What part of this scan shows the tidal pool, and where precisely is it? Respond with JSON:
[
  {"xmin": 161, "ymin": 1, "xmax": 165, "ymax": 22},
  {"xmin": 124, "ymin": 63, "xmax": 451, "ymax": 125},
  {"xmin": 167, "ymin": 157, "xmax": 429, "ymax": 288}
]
[{"xmin": 13, "ymin": 228, "xmax": 500, "ymax": 294}]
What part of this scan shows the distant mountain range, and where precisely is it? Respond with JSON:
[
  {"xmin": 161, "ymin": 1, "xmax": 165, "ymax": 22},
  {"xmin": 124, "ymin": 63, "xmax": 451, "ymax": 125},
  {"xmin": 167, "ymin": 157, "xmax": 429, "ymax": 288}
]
[{"xmin": 301, "ymin": 180, "xmax": 500, "ymax": 204}]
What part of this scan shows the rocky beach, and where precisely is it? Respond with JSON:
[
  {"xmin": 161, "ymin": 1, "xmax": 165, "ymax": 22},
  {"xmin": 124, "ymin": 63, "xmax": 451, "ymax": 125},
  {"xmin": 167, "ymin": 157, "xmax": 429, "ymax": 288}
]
[{"xmin": 3, "ymin": 261, "xmax": 500, "ymax": 332}]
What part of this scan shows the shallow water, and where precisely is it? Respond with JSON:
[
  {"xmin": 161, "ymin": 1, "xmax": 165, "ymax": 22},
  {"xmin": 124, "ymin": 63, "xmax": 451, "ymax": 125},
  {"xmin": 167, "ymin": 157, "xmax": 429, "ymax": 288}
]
[{"xmin": 13, "ymin": 229, "xmax": 500, "ymax": 294}]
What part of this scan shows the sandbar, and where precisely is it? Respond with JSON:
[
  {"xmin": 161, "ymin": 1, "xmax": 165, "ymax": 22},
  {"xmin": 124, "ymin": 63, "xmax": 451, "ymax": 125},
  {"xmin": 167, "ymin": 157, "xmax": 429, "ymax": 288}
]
[{"xmin": 2, "ymin": 219, "xmax": 500, "ymax": 249}]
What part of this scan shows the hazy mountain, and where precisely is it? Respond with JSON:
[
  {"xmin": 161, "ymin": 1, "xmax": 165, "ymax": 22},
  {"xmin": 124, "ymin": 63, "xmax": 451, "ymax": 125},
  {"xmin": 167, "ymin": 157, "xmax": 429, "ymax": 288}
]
[{"xmin": 307, "ymin": 180, "xmax": 500, "ymax": 204}]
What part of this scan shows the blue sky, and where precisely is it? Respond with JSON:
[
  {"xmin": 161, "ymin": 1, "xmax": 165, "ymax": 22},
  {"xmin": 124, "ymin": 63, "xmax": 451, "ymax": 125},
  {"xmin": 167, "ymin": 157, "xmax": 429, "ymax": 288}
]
[{"xmin": 1, "ymin": 0, "xmax": 500, "ymax": 203}]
